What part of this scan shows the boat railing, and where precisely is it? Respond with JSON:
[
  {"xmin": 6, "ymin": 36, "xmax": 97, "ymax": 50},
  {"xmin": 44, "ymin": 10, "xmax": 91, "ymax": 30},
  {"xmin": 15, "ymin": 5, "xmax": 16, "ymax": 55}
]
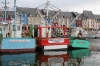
[{"xmin": 36, "ymin": 25, "xmax": 68, "ymax": 38}]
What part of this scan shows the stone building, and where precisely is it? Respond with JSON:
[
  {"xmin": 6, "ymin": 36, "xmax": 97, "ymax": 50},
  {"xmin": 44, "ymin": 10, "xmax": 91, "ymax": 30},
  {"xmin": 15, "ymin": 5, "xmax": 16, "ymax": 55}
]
[
  {"xmin": 94, "ymin": 15, "xmax": 100, "ymax": 30},
  {"xmin": 0, "ymin": 7, "xmax": 100, "ymax": 30},
  {"xmin": 57, "ymin": 11, "xmax": 74, "ymax": 28},
  {"xmin": 82, "ymin": 10, "xmax": 94, "ymax": 30},
  {"xmin": 0, "ymin": 11, "xmax": 13, "ymax": 22}
]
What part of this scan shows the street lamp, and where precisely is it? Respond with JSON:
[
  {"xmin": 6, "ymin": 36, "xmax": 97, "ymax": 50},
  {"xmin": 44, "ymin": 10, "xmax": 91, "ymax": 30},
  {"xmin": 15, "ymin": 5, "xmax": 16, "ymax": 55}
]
[{"xmin": 2, "ymin": 0, "xmax": 9, "ymax": 22}]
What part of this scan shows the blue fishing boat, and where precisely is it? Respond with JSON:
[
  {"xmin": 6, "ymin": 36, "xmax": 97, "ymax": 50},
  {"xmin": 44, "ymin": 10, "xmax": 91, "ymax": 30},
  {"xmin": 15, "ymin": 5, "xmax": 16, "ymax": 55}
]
[{"xmin": 0, "ymin": 0, "xmax": 36, "ymax": 53}]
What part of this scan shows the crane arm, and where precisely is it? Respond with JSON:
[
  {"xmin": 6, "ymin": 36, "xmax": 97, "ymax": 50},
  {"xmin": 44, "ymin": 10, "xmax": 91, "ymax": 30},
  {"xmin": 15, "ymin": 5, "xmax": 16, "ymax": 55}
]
[
  {"xmin": 50, "ymin": 9, "xmax": 61, "ymax": 22},
  {"xmin": 69, "ymin": 13, "xmax": 82, "ymax": 27},
  {"xmin": 36, "ymin": 8, "xmax": 45, "ymax": 21}
]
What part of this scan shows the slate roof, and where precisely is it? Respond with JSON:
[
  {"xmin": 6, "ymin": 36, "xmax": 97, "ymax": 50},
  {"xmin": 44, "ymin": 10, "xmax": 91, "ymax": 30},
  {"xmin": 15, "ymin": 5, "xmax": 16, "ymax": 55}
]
[
  {"xmin": 93, "ymin": 15, "xmax": 100, "ymax": 22},
  {"xmin": 48, "ymin": 10, "xmax": 56, "ymax": 17},
  {"xmin": 83, "ymin": 10, "xmax": 94, "ymax": 18},
  {"xmin": 16, "ymin": 7, "xmax": 38, "ymax": 16},
  {"xmin": 71, "ymin": 12, "xmax": 84, "ymax": 20},
  {"xmin": 40, "ymin": 9, "xmax": 57, "ymax": 17},
  {"xmin": 1, "ymin": 7, "xmax": 100, "ymax": 21},
  {"xmin": 94, "ymin": 15, "xmax": 100, "ymax": 19},
  {"xmin": 58, "ymin": 11, "xmax": 73, "ymax": 18},
  {"xmin": 71, "ymin": 12, "xmax": 79, "ymax": 17},
  {"xmin": 0, "ymin": 11, "xmax": 14, "ymax": 18},
  {"xmin": 16, "ymin": 7, "xmax": 56, "ymax": 17}
]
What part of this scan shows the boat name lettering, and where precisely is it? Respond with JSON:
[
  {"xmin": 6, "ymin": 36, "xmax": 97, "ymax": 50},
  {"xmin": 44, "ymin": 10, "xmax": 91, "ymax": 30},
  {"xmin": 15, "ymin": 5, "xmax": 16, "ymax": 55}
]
[
  {"xmin": 9, "ymin": 40, "xmax": 30, "ymax": 43},
  {"xmin": 77, "ymin": 41, "xmax": 86, "ymax": 44},
  {"xmin": 48, "ymin": 38, "xmax": 64, "ymax": 43}
]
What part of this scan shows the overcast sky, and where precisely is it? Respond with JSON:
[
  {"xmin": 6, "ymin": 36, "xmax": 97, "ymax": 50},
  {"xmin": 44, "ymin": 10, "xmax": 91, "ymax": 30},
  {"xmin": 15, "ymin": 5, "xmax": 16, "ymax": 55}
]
[{"xmin": 0, "ymin": 0, "xmax": 100, "ymax": 14}]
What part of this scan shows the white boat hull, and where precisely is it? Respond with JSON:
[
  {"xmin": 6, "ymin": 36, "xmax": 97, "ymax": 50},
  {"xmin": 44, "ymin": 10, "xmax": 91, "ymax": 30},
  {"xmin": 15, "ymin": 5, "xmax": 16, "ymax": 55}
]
[{"xmin": 43, "ymin": 45, "xmax": 68, "ymax": 50}]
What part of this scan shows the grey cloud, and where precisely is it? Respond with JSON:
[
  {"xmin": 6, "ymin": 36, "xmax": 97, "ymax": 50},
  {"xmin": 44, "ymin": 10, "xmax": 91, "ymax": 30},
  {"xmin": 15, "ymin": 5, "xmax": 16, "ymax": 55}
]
[
  {"xmin": 0, "ymin": 0, "xmax": 100, "ymax": 14},
  {"xmin": 0, "ymin": 0, "xmax": 98, "ymax": 8}
]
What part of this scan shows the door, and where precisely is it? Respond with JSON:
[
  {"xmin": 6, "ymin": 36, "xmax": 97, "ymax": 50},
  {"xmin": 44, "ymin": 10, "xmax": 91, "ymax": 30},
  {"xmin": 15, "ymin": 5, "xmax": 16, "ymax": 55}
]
[{"xmin": 16, "ymin": 25, "xmax": 22, "ymax": 38}]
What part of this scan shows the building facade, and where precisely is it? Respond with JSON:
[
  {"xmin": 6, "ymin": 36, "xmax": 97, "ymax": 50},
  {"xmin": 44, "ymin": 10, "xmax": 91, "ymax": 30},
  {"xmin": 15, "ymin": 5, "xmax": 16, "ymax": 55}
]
[{"xmin": 0, "ymin": 7, "xmax": 100, "ymax": 30}]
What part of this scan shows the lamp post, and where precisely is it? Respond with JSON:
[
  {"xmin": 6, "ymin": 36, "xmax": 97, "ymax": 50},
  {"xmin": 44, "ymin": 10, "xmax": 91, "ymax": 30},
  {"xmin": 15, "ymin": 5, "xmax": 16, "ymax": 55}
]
[{"xmin": 2, "ymin": 0, "xmax": 9, "ymax": 22}]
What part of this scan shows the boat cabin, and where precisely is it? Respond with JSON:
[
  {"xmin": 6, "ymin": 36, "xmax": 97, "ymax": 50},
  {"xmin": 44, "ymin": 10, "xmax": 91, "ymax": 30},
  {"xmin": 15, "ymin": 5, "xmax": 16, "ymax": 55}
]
[{"xmin": 0, "ymin": 22, "xmax": 22, "ymax": 38}]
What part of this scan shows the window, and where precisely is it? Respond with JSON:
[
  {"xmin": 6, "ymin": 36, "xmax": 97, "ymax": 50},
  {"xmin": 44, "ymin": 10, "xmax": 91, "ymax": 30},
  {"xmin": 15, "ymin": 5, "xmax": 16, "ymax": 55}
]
[
  {"xmin": 3, "ymin": 27, "xmax": 6, "ymax": 31},
  {"xmin": 9, "ymin": 25, "xmax": 10, "ymax": 31},
  {"xmin": 2, "ymin": 13, "xmax": 4, "ymax": 15},
  {"xmin": 13, "ymin": 25, "xmax": 16, "ymax": 31},
  {"xmin": 7, "ymin": 15, "xmax": 8, "ymax": 18},
  {"xmin": 8, "ymin": 15, "xmax": 10, "ymax": 18},
  {"xmin": 17, "ymin": 26, "xmax": 20, "ymax": 31}
]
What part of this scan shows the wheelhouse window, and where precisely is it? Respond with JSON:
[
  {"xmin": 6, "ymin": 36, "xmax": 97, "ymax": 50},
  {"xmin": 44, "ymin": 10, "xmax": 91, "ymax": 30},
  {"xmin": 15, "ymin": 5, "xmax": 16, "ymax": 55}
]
[
  {"xmin": 3, "ymin": 27, "xmax": 6, "ymax": 31},
  {"xmin": 13, "ymin": 25, "xmax": 16, "ymax": 31},
  {"xmin": 17, "ymin": 26, "xmax": 20, "ymax": 31}
]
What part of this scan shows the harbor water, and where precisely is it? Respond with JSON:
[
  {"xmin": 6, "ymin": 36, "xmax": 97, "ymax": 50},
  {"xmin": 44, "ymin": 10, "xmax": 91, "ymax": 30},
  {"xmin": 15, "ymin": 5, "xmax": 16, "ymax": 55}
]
[{"xmin": 0, "ymin": 38, "xmax": 100, "ymax": 66}]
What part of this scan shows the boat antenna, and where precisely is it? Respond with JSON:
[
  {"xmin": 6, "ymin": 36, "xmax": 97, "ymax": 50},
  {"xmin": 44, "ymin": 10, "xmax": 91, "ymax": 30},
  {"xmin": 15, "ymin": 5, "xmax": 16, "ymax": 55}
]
[{"xmin": 2, "ymin": 0, "xmax": 9, "ymax": 22}]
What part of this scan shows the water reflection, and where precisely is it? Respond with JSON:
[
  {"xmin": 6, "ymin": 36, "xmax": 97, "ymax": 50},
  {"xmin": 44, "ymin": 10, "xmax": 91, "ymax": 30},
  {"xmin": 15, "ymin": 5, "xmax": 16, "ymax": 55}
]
[
  {"xmin": 37, "ymin": 49, "xmax": 89, "ymax": 66},
  {"xmin": 0, "ymin": 49, "xmax": 89, "ymax": 66},
  {"xmin": 36, "ymin": 51, "xmax": 69, "ymax": 66},
  {"xmin": 0, "ymin": 53, "xmax": 36, "ymax": 66},
  {"xmin": 68, "ymin": 49, "xmax": 89, "ymax": 66}
]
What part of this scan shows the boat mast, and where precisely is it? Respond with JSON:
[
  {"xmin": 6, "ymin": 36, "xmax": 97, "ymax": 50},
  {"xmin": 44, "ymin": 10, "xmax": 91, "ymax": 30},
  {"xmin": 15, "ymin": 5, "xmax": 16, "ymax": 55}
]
[
  {"xmin": 2, "ymin": 0, "xmax": 9, "ymax": 22},
  {"xmin": 14, "ymin": 0, "xmax": 16, "ymax": 37},
  {"xmin": 36, "ymin": 0, "xmax": 61, "ymax": 24},
  {"xmin": 46, "ymin": 0, "xmax": 49, "ymax": 23}
]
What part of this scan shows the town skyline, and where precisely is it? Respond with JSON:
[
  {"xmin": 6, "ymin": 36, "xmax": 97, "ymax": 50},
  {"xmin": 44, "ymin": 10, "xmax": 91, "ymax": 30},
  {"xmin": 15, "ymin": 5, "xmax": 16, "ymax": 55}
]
[{"xmin": 0, "ymin": 0, "xmax": 100, "ymax": 15}]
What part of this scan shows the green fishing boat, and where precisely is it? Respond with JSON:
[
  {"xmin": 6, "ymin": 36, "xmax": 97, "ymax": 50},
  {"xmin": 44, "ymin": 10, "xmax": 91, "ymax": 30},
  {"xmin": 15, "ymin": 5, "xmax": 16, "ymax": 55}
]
[
  {"xmin": 70, "ymin": 28, "xmax": 90, "ymax": 48},
  {"xmin": 70, "ymin": 36, "xmax": 90, "ymax": 48}
]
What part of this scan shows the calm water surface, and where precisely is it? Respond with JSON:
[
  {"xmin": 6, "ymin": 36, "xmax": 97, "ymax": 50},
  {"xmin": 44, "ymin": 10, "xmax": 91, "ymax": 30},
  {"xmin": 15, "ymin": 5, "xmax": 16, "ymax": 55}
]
[{"xmin": 0, "ymin": 39, "xmax": 100, "ymax": 66}]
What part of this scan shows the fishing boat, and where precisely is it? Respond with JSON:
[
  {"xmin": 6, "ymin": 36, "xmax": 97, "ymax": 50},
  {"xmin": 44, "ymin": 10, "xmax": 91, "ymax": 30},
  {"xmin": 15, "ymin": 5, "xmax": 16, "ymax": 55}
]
[
  {"xmin": 69, "ymin": 13, "xmax": 90, "ymax": 48},
  {"xmin": 35, "ymin": 0, "xmax": 70, "ymax": 51},
  {"xmin": 37, "ymin": 51, "xmax": 69, "ymax": 66},
  {"xmin": 0, "ymin": 0, "xmax": 36, "ymax": 53},
  {"xmin": 70, "ymin": 27, "xmax": 90, "ymax": 48}
]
